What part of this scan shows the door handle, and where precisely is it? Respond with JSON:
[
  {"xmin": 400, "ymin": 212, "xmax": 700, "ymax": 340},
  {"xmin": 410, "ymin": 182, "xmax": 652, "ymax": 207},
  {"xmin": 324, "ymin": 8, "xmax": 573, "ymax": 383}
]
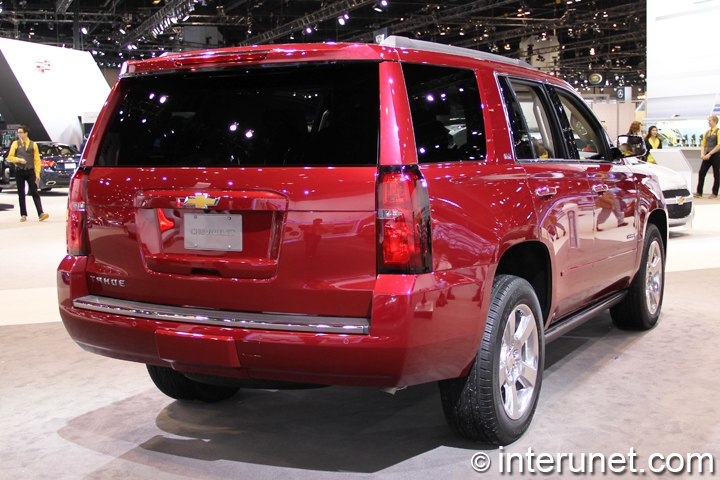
[
  {"xmin": 535, "ymin": 186, "xmax": 558, "ymax": 198},
  {"xmin": 592, "ymin": 184, "xmax": 609, "ymax": 193}
]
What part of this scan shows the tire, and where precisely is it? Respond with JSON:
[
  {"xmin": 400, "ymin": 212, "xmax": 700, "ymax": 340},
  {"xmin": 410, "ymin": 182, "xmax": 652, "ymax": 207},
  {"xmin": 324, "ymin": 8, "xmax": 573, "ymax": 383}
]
[
  {"xmin": 438, "ymin": 274, "xmax": 544, "ymax": 445},
  {"xmin": 610, "ymin": 224, "xmax": 664, "ymax": 330},
  {"xmin": 146, "ymin": 365, "xmax": 240, "ymax": 403}
]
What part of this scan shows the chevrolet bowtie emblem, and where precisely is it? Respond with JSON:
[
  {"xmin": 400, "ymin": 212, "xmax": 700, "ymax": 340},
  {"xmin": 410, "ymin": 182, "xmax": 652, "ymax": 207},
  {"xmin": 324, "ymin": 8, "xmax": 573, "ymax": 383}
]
[
  {"xmin": 182, "ymin": 194, "xmax": 220, "ymax": 209},
  {"xmin": 677, "ymin": 196, "xmax": 685, "ymax": 205}
]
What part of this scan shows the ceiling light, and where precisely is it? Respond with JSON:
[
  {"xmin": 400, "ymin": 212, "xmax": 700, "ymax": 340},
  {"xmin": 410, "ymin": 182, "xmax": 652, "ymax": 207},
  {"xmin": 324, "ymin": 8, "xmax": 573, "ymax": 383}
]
[
  {"xmin": 119, "ymin": 28, "xmax": 126, "ymax": 35},
  {"xmin": 338, "ymin": 16, "xmax": 345, "ymax": 26},
  {"xmin": 81, "ymin": 26, "xmax": 88, "ymax": 35}
]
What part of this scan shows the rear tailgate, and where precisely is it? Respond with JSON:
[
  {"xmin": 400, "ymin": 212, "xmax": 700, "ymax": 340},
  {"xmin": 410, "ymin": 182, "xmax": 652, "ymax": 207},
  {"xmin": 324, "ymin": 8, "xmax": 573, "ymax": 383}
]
[{"xmin": 81, "ymin": 61, "xmax": 380, "ymax": 318}]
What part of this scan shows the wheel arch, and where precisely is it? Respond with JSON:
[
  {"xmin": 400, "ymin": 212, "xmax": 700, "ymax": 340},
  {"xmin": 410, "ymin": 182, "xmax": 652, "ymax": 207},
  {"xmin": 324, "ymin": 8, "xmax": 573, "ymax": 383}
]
[
  {"xmin": 494, "ymin": 241, "xmax": 552, "ymax": 323},
  {"xmin": 647, "ymin": 208, "xmax": 668, "ymax": 253}
]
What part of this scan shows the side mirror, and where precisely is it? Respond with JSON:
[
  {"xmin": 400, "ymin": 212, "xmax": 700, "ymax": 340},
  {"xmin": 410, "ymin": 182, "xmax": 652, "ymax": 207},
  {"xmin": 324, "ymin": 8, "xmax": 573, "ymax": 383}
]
[{"xmin": 617, "ymin": 135, "xmax": 647, "ymax": 157}]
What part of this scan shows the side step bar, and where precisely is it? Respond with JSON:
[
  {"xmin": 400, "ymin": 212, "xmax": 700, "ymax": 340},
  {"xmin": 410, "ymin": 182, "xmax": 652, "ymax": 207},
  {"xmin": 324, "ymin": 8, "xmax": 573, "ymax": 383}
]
[
  {"xmin": 544, "ymin": 291, "xmax": 627, "ymax": 344},
  {"xmin": 72, "ymin": 295, "xmax": 370, "ymax": 335}
]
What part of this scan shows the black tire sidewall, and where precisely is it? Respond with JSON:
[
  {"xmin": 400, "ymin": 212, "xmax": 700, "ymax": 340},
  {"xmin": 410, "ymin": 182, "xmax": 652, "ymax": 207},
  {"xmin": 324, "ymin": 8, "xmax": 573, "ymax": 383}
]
[{"xmin": 638, "ymin": 225, "xmax": 665, "ymax": 328}]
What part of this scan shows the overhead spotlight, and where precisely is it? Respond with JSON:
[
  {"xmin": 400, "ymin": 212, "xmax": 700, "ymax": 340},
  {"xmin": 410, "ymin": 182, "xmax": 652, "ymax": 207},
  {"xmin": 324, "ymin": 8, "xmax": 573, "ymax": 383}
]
[
  {"xmin": 81, "ymin": 26, "xmax": 88, "ymax": 34},
  {"xmin": 373, "ymin": 1, "xmax": 388, "ymax": 12},
  {"xmin": 305, "ymin": 26, "xmax": 313, "ymax": 34},
  {"xmin": 119, "ymin": 27, "xmax": 126, "ymax": 34},
  {"xmin": 182, "ymin": 14, "xmax": 190, "ymax": 21},
  {"xmin": 338, "ymin": 16, "xmax": 345, "ymax": 26}
]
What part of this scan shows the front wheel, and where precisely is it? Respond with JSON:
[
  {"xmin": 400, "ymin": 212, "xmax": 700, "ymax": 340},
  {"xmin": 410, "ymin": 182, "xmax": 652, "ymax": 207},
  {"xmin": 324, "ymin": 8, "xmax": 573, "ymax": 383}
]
[
  {"xmin": 439, "ymin": 275, "xmax": 544, "ymax": 445},
  {"xmin": 610, "ymin": 224, "xmax": 665, "ymax": 330},
  {"xmin": 147, "ymin": 365, "xmax": 239, "ymax": 403}
]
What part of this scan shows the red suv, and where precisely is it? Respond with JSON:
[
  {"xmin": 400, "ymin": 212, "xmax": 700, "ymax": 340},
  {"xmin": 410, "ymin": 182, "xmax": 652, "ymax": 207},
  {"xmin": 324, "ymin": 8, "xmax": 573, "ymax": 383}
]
[{"xmin": 58, "ymin": 37, "xmax": 667, "ymax": 445}]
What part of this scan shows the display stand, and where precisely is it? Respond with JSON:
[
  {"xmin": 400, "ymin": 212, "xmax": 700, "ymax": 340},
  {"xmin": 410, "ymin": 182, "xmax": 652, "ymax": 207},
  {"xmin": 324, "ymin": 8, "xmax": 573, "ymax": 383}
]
[{"xmin": 651, "ymin": 150, "xmax": 693, "ymax": 191}]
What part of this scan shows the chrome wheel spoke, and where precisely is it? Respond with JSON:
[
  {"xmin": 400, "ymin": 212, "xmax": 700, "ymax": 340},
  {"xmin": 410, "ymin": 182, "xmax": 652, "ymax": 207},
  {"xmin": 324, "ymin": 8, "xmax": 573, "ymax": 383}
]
[
  {"xmin": 503, "ymin": 383, "xmax": 520, "ymax": 419},
  {"xmin": 516, "ymin": 313, "xmax": 536, "ymax": 345},
  {"xmin": 519, "ymin": 362, "xmax": 538, "ymax": 389}
]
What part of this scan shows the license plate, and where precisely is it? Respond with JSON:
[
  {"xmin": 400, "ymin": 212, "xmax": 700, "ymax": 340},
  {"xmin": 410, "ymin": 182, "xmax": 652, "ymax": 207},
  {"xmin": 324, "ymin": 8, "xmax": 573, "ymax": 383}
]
[
  {"xmin": 184, "ymin": 213, "xmax": 243, "ymax": 251},
  {"xmin": 64, "ymin": 163, "xmax": 76, "ymax": 170}
]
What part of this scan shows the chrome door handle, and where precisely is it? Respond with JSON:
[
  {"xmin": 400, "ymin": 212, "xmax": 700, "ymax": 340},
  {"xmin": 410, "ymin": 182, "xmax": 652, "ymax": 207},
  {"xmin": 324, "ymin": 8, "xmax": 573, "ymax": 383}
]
[
  {"xmin": 536, "ymin": 186, "xmax": 558, "ymax": 198},
  {"xmin": 592, "ymin": 184, "xmax": 609, "ymax": 193}
]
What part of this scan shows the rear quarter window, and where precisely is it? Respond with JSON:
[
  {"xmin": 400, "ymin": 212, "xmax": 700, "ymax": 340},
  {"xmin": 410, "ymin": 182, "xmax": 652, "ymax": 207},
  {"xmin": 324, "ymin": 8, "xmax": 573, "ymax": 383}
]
[
  {"xmin": 402, "ymin": 63, "xmax": 486, "ymax": 163},
  {"xmin": 96, "ymin": 62, "xmax": 380, "ymax": 167}
]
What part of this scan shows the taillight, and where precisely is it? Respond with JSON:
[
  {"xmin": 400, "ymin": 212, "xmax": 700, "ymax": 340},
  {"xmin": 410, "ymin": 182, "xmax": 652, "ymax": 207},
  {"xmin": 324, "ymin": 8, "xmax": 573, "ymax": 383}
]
[
  {"xmin": 377, "ymin": 165, "xmax": 432, "ymax": 274},
  {"xmin": 41, "ymin": 159, "xmax": 55, "ymax": 168},
  {"xmin": 66, "ymin": 167, "xmax": 89, "ymax": 255}
]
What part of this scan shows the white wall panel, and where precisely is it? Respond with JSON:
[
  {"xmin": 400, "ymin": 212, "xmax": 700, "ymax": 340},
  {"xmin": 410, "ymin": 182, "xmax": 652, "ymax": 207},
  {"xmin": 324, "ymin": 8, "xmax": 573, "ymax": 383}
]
[
  {"xmin": 647, "ymin": 0, "xmax": 720, "ymax": 118},
  {"xmin": 0, "ymin": 38, "xmax": 110, "ymax": 148}
]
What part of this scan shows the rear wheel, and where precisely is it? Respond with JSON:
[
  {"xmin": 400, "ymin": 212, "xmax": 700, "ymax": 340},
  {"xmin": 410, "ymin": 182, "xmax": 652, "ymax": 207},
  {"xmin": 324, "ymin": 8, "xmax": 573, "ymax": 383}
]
[
  {"xmin": 439, "ymin": 275, "xmax": 544, "ymax": 445},
  {"xmin": 610, "ymin": 224, "xmax": 664, "ymax": 330},
  {"xmin": 146, "ymin": 365, "xmax": 240, "ymax": 403}
]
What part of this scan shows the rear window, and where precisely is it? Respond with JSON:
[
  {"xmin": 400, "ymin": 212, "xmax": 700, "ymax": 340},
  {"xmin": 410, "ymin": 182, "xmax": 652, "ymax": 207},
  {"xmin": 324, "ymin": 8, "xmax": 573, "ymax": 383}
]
[{"xmin": 96, "ymin": 62, "xmax": 380, "ymax": 167}]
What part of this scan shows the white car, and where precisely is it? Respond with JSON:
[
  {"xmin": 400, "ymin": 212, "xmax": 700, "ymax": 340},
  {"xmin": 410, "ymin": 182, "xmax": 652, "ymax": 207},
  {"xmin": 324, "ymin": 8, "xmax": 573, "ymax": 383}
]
[{"xmin": 622, "ymin": 156, "xmax": 694, "ymax": 227}]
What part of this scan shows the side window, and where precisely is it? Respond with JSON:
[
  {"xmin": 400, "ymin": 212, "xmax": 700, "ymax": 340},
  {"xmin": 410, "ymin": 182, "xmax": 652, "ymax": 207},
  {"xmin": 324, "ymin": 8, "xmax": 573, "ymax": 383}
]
[
  {"xmin": 499, "ymin": 77, "xmax": 558, "ymax": 160},
  {"xmin": 402, "ymin": 63, "xmax": 486, "ymax": 163},
  {"xmin": 553, "ymin": 89, "xmax": 608, "ymax": 161}
]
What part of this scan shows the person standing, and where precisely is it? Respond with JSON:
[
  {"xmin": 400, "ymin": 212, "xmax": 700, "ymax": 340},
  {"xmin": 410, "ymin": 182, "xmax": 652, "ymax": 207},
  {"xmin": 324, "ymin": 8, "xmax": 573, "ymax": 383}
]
[
  {"xmin": 627, "ymin": 120, "xmax": 643, "ymax": 137},
  {"xmin": 6, "ymin": 125, "xmax": 49, "ymax": 221},
  {"xmin": 645, "ymin": 125, "xmax": 662, "ymax": 164},
  {"xmin": 696, "ymin": 115, "xmax": 720, "ymax": 199}
]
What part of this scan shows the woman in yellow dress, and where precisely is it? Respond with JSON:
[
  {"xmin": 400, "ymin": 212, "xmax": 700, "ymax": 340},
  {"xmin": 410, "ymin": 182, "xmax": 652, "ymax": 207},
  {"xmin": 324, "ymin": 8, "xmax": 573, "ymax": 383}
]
[{"xmin": 644, "ymin": 125, "xmax": 662, "ymax": 164}]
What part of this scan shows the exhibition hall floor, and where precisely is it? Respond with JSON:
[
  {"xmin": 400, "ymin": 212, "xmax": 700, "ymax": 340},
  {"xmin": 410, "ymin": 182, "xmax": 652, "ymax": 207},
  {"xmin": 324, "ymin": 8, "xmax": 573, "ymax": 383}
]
[{"xmin": 1, "ymin": 189, "xmax": 719, "ymax": 479}]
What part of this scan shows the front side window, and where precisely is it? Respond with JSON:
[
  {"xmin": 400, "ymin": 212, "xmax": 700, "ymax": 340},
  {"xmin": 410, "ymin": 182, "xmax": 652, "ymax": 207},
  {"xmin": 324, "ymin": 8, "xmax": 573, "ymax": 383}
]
[
  {"xmin": 402, "ymin": 63, "xmax": 486, "ymax": 163},
  {"xmin": 97, "ymin": 62, "xmax": 380, "ymax": 167}
]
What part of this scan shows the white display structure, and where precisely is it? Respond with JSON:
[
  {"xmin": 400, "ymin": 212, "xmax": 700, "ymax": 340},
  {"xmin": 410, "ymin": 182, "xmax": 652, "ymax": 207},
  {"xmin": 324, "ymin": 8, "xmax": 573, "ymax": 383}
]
[
  {"xmin": 650, "ymin": 149, "xmax": 693, "ymax": 192},
  {"xmin": 646, "ymin": 1, "xmax": 720, "ymax": 119},
  {"xmin": 0, "ymin": 38, "xmax": 110, "ymax": 149}
]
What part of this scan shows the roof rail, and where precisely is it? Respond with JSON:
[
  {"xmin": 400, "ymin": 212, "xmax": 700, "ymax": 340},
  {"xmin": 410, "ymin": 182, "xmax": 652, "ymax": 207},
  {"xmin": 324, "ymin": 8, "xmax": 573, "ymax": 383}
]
[{"xmin": 380, "ymin": 35, "xmax": 533, "ymax": 69}]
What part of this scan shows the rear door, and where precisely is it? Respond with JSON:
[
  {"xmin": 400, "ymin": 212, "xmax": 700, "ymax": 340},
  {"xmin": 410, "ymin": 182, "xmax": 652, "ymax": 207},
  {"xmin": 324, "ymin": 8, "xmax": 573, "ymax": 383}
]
[
  {"xmin": 550, "ymin": 87, "xmax": 638, "ymax": 297},
  {"xmin": 84, "ymin": 62, "xmax": 381, "ymax": 318},
  {"xmin": 499, "ymin": 77, "xmax": 596, "ymax": 319}
]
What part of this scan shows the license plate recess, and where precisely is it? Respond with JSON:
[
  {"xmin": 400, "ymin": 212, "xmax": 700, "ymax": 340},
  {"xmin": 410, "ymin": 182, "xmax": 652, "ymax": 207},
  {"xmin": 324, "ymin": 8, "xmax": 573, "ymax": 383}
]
[{"xmin": 184, "ymin": 213, "xmax": 243, "ymax": 251}]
